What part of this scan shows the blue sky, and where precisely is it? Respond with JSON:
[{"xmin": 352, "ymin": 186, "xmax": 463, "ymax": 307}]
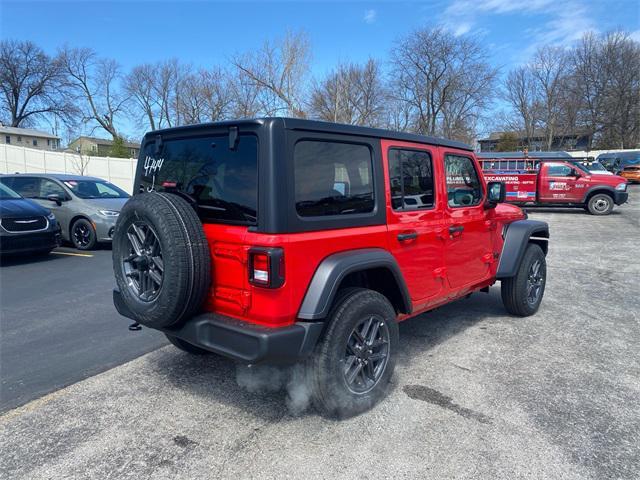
[{"xmin": 1, "ymin": 0, "xmax": 639, "ymax": 137}]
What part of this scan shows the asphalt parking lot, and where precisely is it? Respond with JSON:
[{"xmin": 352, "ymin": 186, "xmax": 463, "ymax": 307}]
[
  {"xmin": 0, "ymin": 246, "xmax": 167, "ymax": 412},
  {"xmin": 1, "ymin": 186, "xmax": 639, "ymax": 480}
]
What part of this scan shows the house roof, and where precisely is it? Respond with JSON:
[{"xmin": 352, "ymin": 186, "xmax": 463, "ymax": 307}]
[
  {"xmin": 0, "ymin": 125, "xmax": 60, "ymax": 139},
  {"xmin": 71, "ymin": 136, "xmax": 141, "ymax": 149}
]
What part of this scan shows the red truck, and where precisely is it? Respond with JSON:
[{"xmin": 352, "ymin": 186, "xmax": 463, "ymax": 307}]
[
  {"xmin": 113, "ymin": 119, "xmax": 549, "ymax": 417},
  {"xmin": 479, "ymin": 153, "xmax": 629, "ymax": 215}
]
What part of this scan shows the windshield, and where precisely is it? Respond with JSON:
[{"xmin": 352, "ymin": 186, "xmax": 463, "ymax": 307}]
[
  {"xmin": 573, "ymin": 162, "xmax": 591, "ymax": 174},
  {"xmin": 138, "ymin": 133, "xmax": 258, "ymax": 225},
  {"xmin": 583, "ymin": 162, "xmax": 607, "ymax": 172},
  {"xmin": 0, "ymin": 182, "xmax": 22, "ymax": 199},
  {"xmin": 63, "ymin": 180, "xmax": 129, "ymax": 199}
]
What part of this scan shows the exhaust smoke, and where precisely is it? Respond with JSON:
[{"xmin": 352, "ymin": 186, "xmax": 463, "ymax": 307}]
[{"xmin": 235, "ymin": 363, "xmax": 312, "ymax": 415}]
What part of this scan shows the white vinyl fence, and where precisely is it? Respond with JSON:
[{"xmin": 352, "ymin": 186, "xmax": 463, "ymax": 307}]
[{"xmin": 0, "ymin": 144, "xmax": 137, "ymax": 193}]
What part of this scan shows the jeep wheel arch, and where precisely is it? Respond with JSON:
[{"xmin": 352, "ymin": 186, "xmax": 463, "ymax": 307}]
[
  {"xmin": 496, "ymin": 220, "xmax": 549, "ymax": 279},
  {"xmin": 297, "ymin": 249, "xmax": 412, "ymax": 320}
]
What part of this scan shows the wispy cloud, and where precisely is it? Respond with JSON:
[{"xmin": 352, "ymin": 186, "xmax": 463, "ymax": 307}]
[
  {"xmin": 363, "ymin": 9, "xmax": 377, "ymax": 24},
  {"xmin": 441, "ymin": 0, "xmax": 595, "ymax": 49}
]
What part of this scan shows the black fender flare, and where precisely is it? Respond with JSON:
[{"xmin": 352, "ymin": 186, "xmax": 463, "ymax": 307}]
[
  {"xmin": 297, "ymin": 248, "xmax": 412, "ymax": 320},
  {"xmin": 581, "ymin": 185, "xmax": 616, "ymax": 204},
  {"xmin": 496, "ymin": 220, "xmax": 549, "ymax": 279}
]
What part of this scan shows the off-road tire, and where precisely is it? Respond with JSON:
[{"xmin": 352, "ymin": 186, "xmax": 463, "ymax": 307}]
[
  {"xmin": 501, "ymin": 243, "xmax": 546, "ymax": 317},
  {"xmin": 113, "ymin": 192, "xmax": 211, "ymax": 328},
  {"xmin": 71, "ymin": 218, "xmax": 97, "ymax": 250},
  {"xmin": 166, "ymin": 334, "xmax": 210, "ymax": 355},
  {"xmin": 587, "ymin": 193, "xmax": 614, "ymax": 215},
  {"xmin": 309, "ymin": 288, "xmax": 399, "ymax": 418}
]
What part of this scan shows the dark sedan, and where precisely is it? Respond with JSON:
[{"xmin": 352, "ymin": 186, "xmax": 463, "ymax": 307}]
[{"xmin": 0, "ymin": 182, "xmax": 61, "ymax": 256}]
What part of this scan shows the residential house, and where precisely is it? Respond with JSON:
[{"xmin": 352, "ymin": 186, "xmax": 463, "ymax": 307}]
[
  {"xmin": 68, "ymin": 136, "xmax": 141, "ymax": 158},
  {"xmin": 1, "ymin": 125, "xmax": 61, "ymax": 150}
]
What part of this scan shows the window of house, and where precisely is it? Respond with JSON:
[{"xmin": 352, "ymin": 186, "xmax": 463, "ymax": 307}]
[
  {"xmin": 32, "ymin": 139, "xmax": 37, "ymax": 147},
  {"xmin": 294, "ymin": 140, "xmax": 374, "ymax": 217},
  {"xmin": 445, "ymin": 154, "xmax": 483, "ymax": 208},
  {"xmin": 388, "ymin": 149, "xmax": 434, "ymax": 210},
  {"xmin": 17, "ymin": 136, "xmax": 22, "ymax": 142},
  {"xmin": 5, "ymin": 136, "xmax": 10, "ymax": 144}
]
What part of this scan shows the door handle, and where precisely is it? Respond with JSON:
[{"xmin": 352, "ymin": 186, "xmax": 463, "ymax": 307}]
[
  {"xmin": 397, "ymin": 232, "xmax": 418, "ymax": 242},
  {"xmin": 449, "ymin": 225, "xmax": 464, "ymax": 237}
]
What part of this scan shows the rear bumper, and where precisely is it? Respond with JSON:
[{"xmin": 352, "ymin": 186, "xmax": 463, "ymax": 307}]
[
  {"xmin": 113, "ymin": 289, "xmax": 324, "ymax": 364},
  {"xmin": 614, "ymin": 191, "xmax": 628, "ymax": 205}
]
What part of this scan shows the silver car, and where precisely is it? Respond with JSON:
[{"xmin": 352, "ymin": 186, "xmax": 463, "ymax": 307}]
[{"xmin": 0, "ymin": 174, "xmax": 129, "ymax": 250}]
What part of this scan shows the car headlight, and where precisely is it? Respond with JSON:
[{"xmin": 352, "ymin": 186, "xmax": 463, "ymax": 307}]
[
  {"xmin": 46, "ymin": 212, "xmax": 56, "ymax": 221},
  {"xmin": 615, "ymin": 183, "xmax": 627, "ymax": 191},
  {"xmin": 98, "ymin": 210, "xmax": 120, "ymax": 217}
]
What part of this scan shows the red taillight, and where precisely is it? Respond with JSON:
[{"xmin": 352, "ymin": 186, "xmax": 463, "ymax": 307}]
[{"xmin": 248, "ymin": 247, "xmax": 284, "ymax": 288}]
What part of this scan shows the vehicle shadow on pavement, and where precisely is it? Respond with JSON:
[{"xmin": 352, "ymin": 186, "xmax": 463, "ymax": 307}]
[
  {"xmin": 149, "ymin": 289, "xmax": 507, "ymax": 421},
  {"xmin": 0, "ymin": 252, "xmax": 64, "ymax": 267}
]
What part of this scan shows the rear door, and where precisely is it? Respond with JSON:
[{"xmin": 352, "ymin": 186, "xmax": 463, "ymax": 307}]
[
  {"xmin": 538, "ymin": 162, "xmax": 586, "ymax": 203},
  {"xmin": 382, "ymin": 140, "xmax": 446, "ymax": 303},
  {"xmin": 442, "ymin": 152, "xmax": 494, "ymax": 290}
]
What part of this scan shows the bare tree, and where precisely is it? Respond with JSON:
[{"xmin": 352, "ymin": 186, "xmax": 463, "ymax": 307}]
[
  {"xmin": 310, "ymin": 59, "xmax": 386, "ymax": 126},
  {"xmin": 59, "ymin": 47, "xmax": 129, "ymax": 139},
  {"xmin": 125, "ymin": 63, "xmax": 159, "ymax": 130},
  {"xmin": 570, "ymin": 31, "xmax": 639, "ymax": 149},
  {"xmin": 70, "ymin": 149, "xmax": 91, "ymax": 176},
  {"xmin": 232, "ymin": 31, "xmax": 311, "ymax": 117},
  {"xmin": 177, "ymin": 67, "xmax": 234, "ymax": 124},
  {"xmin": 502, "ymin": 67, "xmax": 540, "ymax": 147},
  {"xmin": 0, "ymin": 40, "xmax": 76, "ymax": 128},
  {"xmin": 388, "ymin": 28, "xmax": 496, "ymax": 141},
  {"xmin": 530, "ymin": 46, "xmax": 569, "ymax": 150}
]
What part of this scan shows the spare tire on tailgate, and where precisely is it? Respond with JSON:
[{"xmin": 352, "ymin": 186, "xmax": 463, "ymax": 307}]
[{"xmin": 112, "ymin": 192, "xmax": 211, "ymax": 328}]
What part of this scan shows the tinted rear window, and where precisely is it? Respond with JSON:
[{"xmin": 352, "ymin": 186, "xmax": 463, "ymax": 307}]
[{"xmin": 138, "ymin": 134, "xmax": 258, "ymax": 224}]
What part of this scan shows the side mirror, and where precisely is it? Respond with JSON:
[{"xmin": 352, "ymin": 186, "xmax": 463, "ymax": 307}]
[
  {"xmin": 47, "ymin": 194, "xmax": 63, "ymax": 206},
  {"xmin": 485, "ymin": 181, "xmax": 506, "ymax": 208}
]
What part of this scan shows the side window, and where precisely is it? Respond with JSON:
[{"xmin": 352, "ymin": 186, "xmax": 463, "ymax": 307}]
[
  {"xmin": 445, "ymin": 154, "xmax": 483, "ymax": 208},
  {"xmin": 547, "ymin": 164, "xmax": 573, "ymax": 176},
  {"xmin": 388, "ymin": 149, "xmax": 434, "ymax": 210},
  {"xmin": 40, "ymin": 179, "xmax": 67, "ymax": 198},
  {"xmin": 294, "ymin": 140, "xmax": 374, "ymax": 217},
  {"xmin": 8, "ymin": 177, "xmax": 41, "ymax": 198}
]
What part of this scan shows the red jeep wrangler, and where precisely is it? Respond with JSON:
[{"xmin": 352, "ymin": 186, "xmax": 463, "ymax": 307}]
[{"xmin": 112, "ymin": 118, "xmax": 549, "ymax": 417}]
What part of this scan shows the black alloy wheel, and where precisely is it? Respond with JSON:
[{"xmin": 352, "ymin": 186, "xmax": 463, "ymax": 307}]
[
  {"xmin": 343, "ymin": 315, "xmax": 391, "ymax": 394},
  {"xmin": 71, "ymin": 218, "xmax": 97, "ymax": 250},
  {"xmin": 122, "ymin": 221, "xmax": 164, "ymax": 302},
  {"xmin": 526, "ymin": 258, "xmax": 543, "ymax": 308}
]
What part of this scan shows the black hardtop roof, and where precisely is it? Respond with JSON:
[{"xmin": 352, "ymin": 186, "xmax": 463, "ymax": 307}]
[{"xmin": 143, "ymin": 117, "xmax": 474, "ymax": 151}]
